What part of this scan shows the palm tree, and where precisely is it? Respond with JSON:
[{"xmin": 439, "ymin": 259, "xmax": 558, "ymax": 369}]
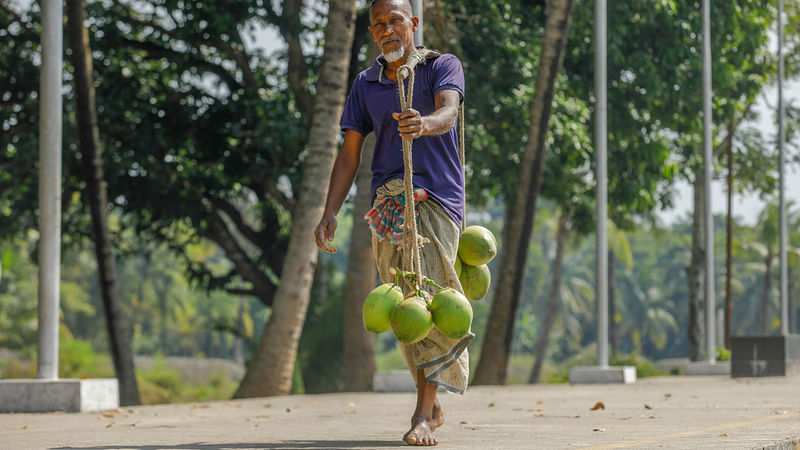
[
  {"xmin": 234, "ymin": 0, "xmax": 357, "ymax": 397},
  {"xmin": 66, "ymin": 0, "xmax": 140, "ymax": 405},
  {"xmin": 473, "ymin": 0, "xmax": 577, "ymax": 386}
]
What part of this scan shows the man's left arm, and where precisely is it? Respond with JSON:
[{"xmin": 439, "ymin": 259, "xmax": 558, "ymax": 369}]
[{"xmin": 392, "ymin": 89, "xmax": 460, "ymax": 139}]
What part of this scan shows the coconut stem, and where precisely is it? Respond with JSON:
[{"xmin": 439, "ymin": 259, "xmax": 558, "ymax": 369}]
[{"xmin": 393, "ymin": 268, "xmax": 445, "ymax": 291}]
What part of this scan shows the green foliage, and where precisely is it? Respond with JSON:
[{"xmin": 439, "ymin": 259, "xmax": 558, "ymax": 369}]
[
  {"xmin": 59, "ymin": 338, "xmax": 115, "ymax": 379},
  {"xmin": 610, "ymin": 353, "xmax": 666, "ymax": 379},
  {"xmin": 716, "ymin": 346, "xmax": 731, "ymax": 362}
]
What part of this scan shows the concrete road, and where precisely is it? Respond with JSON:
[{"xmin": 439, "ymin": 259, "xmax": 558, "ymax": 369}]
[{"xmin": 1, "ymin": 375, "xmax": 799, "ymax": 449}]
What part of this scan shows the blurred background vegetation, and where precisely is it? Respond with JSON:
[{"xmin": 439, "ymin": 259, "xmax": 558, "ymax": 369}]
[{"xmin": 1, "ymin": 0, "xmax": 799, "ymax": 403}]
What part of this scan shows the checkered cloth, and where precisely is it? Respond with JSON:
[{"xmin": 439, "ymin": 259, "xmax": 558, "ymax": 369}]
[{"xmin": 364, "ymin": 187, "xmax": 428, "ymax": 245}]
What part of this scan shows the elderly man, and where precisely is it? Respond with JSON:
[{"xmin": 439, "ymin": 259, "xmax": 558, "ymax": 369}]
[{"xmin": 314, "ymin": 0, "xmax": 471, "ymax": 445}]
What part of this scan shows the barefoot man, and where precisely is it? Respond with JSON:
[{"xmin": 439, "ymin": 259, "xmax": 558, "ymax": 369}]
[{"xmin": 314, "ymin": 0, "xmax": 472, "ymax": 445}]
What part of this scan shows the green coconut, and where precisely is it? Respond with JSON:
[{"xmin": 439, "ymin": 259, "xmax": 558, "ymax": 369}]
[
  {"xmin": 430, "ymin": 288, "xmax": 473, "ymax": 339},
  {"xmin": 391, "ymin": 296, "xmax": 433, "ymax": 344},
  {"xmin": 458, "ymin": 225, "xmax": 498, "ymax": 266},
  {"xmin": 362, "ymin": 283, "xmax": 404, "ymax": 333},
  {"xmin": 458, "ymin": 263, "xmax": 491, "ymax": 301},
  {"xmin": 454, "ymin": 256, "xmax": 463, "ymax": 278}
]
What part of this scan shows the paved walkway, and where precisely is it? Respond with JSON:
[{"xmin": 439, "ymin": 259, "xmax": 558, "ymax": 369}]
[{"xmin": 1, "ymin": 375, "xmax": 799, "ymax": 449}]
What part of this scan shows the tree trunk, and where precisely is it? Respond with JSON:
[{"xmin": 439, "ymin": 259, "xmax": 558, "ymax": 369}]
[
  {"xmin": 66, "ymin": 0, "xmax": 140, "ymax": 405},
  {"xmin": 341, "ymin": 115, "xmax": 378, "ymax": 391},
  {"xmin": 473, "ymin": 0, "xmax": 575, "ymax": 385},
  {"xmin": 759, "ymin": 253, "xmax": 773, "ymax": 335},
  {"xmin": 725, "ymin": 116, "xmax": 734, "ymax": 349},
  {"xmin": 609, "ymin": 250, "xmax": 617, "ymax": 358},
  {"xmin": 687, "ymin": 167, "xmax": 705, "ymax": 361},
  {"xmin": 528, "ymin": 212, "xmax": 568, "ymax": 384},
  {"xmin": 233, "ymin": 0, "xmax": 357, "ymax": 398},
  {"xmin": 789, "ymin": 266, "xmax": 796, "ymax": 334}
]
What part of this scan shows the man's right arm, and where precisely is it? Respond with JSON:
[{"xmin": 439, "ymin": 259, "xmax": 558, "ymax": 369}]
[{"xmin": 314, "ymin": 129, "xmax": 366, "ymax": 253}]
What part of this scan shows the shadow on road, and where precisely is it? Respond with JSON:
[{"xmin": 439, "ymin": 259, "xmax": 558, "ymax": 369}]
[{"xmin": 54, "ymin": 440, "xmax": 403, "ymax": 449}]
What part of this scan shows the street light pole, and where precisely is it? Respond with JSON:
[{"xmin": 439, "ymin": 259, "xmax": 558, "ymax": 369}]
[
  {"xmin": 702, "ymin": 0, "xmax": 716, "ymax": 363},
  {"xmin": 412, "ymin": 0, "xmax": 423, "ymax": 46},
  {"xmin": 37, "ymin": 0, "xmax": 63, "ymax": 380},
  {"xmin": 596, "ymin": 0, "xmax": 609, "ymax": 368}
]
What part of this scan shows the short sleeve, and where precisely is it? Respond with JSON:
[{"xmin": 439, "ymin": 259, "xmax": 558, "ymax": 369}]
[
  {"xmin": 339, "ymin": 74, "xmax": 374, "ymax": 135},
  {"xmin": 431, "ymin": 54, "xmax": 465, "ymax": 102}
]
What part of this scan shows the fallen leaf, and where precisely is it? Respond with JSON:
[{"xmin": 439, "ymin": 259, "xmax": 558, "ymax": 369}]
[
  {"xmin": 256, "ymin": 415, "xmax": 270, "ymax": 419},
  {"xmin": 103, "ymin": 412, "xmax": 116, "ymax": 418},
  {"xmin": 344, "ymin": 410, "xmax": 357, "ymax": 414},
  {"xmin": 535, "ymin": 414, "xmax": 544, "ymax": 417},
  {"xmin": 227, "ymin": 402, "xmax": 241, "ymax": 408},
  {"xmin": 191, "ymin": 404, "xmax": 210, "ymax": 410},
  {"xmin": 512, "ymin": 408, "xmax": 523, "ymax": 412},
  {"xmin": 593, "ymin": 428, "xmax": 606, "ymax": 432},
  {"xmin": 590, "ymin": 402, "xmax": 605, "ymax": 411},
  {"xmin": 664, "ymin": 393, "xmax": 672, "ymax": 400},
  {"xmin": 616, "ymin": 417, "xmax": 632, "ymax": 421},
  {"xmin": 81, "ymin": 376, "xmax": 88, "ymax": 380},
  {"xmin": 573, "ymin": 415, "xmax": 581, "ymax": 419},
  {"xmin": 648, "ymin": 416, "xmax": 656, "ymax": 419},
  {"xmin": 286, "ymin": 408, "xmax": 291, "ymax": 413},
  {"xmin": 105, "ymin": 423, "xmax": 113, "ymax": 428},
  {"xmin": 264, "ymin": 404, "xmax": 272, "ymax": 408},
  {"xmin": 536, "ymin": 400, "xmax": 544, "ymax": 405},
  {"xmin": 720, "ymin": 433, "xmax": 729, "ymax": 437},
  {"xmin": 644, "ymin": 404, "xmax": 652, "ymax": 410},
  {"xmin": 9, "ymin": 425, "xmax": 27, "ymax": 431},
  {"xmin": 488, "ymin": 402, "xmax": 495, "ymax": 408},
  {"xmin": 460, "ymin": 421, "xmax": 468, "ymax": 425}
]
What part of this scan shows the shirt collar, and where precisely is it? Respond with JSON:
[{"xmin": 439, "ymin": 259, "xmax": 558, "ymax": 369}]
[{"xmin": 365, "ymin": 46, "xmax": 429, "ymax": 83}]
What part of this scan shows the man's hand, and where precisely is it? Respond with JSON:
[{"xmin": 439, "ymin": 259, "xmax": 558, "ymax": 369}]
[
  {"xmin": 393, "ymin": 108, "xmax": 427, "ymax": 139},
  {"xmin": 314, "ymin": 213, "xmax": 338, "ymax": 253}
]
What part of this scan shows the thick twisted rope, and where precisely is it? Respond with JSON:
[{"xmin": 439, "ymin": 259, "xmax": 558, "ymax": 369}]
[
  {"xmin": 397, "ymin": 52, "xmax": 425, "ymax": 290},
  {"xmin": 396, "ymin": 51, "xmax": 467, "ymax": 291}
]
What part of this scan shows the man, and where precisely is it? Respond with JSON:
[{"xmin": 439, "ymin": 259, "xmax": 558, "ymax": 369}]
[{"xmin": 314, "ymin": 0, "xmax": 470, "ymax": 446}]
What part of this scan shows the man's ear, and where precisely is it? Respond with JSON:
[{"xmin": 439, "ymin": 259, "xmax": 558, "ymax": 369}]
[{"xmin": 411, "ymin": 16, "xmax": 419, "ymax": 31}]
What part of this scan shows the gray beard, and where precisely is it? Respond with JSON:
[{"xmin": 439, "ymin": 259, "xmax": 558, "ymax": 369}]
[{"xmin": 383, "ymin": 48, "xmax": 405, "ymax": 63}]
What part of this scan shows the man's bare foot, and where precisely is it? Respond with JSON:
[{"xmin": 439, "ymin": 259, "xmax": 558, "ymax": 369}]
[
  {"xmin": 430, "ymin": 401, "xmax": 445, "ymax": 430},
  {"xmin": 403, "ymin": 416, "xmax": 437, "ymax": 446}
]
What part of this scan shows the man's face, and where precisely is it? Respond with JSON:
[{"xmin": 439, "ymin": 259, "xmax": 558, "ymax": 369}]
[{"xmin": 369, "ymin": 0, "xmax": 418, "ymax": 62}]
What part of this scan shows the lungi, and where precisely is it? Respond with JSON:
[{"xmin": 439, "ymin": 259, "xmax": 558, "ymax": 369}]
[{"xmin": 368, "ymin": 178, "xmax": 473, "ymax": 394}]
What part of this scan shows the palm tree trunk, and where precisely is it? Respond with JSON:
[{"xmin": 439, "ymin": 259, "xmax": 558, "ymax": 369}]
[
  {"xmin": 473, "ymin": 0, "xmax": 575, "ymax": 385},
  {"xmin": 233, "ymin": 0, "xmax": 357, "ymax": 398},
  {"xmin": 66, "ymin": 0, "xmax": 140, "ymax": 405},
  {"xmin": 725, "ymin": 116, "xmax": 734, "ymax": 349},
  {"xmin": 759, "ymin": 253, "xmax": 773, "ymax": 335},
  {"xmin": 789, "ymin": 266, "xmax": 796, "ymax": 333},
  {"xmin": 528, "ymin": 212, "xmax": 568, "ymax": 384},
  {"xmin": 609, "ymin": 250, "xmax": 617, "ymax": 358},
  {"xmin": 687, "ymin": 167, "xmax": 705, "ymax": 361},
  {"xmin": 341, "ymin": 133, "xmax": 377, "ymax": 391}
]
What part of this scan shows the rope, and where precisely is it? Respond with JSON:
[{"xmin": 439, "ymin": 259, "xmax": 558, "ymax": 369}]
[
  {"xmin": 395, "ymin": 50, "xmax": 467, "ymax": 289},
  {"xmin": 397, "ymin": 51, "xmax": 425, "ymax": 291},
  {"xmin": 458, "ymin": 102, "xmax": 465, "ymax": 232}
]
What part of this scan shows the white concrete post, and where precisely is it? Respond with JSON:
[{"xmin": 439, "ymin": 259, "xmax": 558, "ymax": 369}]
[
  {"xmin": 37, "ymin": 0, "xmax": 63, "ymax": 380},
  {"xmin": 702, "ymin": 0, "xmax": 716, "ymax": 363},
  {"xmin": 595, "ymin": 0, "xmax": 609, "ymax": 368}
]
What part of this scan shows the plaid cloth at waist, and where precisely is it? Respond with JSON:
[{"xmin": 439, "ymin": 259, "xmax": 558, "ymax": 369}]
[{"xmin": 364, "ymin": 187, "xmax": 428, "ymax": 245}]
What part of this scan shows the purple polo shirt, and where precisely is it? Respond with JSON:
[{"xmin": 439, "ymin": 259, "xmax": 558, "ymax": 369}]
[{"xmin": 340, "ymin": 51, "xmax": 466, "ymax": 227}]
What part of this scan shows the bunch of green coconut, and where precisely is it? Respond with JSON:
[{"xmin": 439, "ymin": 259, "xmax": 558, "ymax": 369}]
[{"xmin": 362, "ymin": 225, "xmax": 497, "ymax": 344}]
